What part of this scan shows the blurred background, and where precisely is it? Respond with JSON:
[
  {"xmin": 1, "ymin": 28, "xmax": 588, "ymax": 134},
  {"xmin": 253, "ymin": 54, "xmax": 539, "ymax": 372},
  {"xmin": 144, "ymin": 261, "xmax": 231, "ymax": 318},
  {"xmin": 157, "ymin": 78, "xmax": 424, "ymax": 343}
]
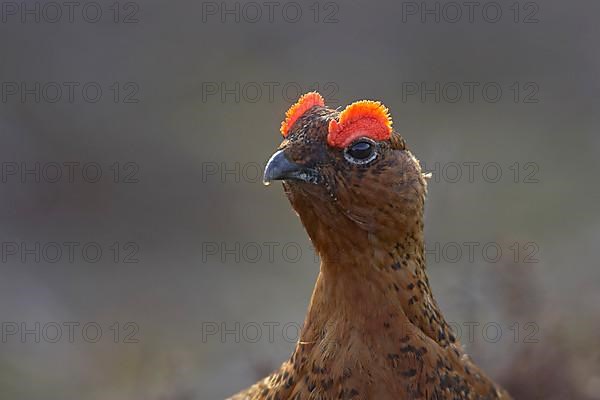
[{"xmin": 0, "ymin": 0, "xmax": 598, "ymax": 399}]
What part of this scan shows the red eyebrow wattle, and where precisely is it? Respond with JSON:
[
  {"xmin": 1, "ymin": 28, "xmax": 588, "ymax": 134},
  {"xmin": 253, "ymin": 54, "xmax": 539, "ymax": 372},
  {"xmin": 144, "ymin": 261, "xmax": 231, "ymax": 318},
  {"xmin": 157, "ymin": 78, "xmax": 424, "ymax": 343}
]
[
  {"xmin": 327, "ymin": 100, "xmax": 392, "ymax": 148},
  {"xmin": 280, "ymin": 92, "xmax": 325, "ymax": 137}
]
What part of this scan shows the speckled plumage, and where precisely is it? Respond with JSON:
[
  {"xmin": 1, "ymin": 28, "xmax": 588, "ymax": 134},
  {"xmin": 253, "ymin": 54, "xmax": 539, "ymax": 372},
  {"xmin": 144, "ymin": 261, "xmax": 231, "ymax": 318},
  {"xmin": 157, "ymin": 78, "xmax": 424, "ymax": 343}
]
[{"xmin": 228, "ymin": 102, "xmax": 511, "ymax": 400}]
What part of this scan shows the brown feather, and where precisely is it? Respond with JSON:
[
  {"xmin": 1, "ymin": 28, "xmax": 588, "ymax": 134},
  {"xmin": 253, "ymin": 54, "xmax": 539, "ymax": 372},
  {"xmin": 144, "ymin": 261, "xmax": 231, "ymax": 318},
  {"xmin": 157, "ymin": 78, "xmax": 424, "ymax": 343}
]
[{"xmin": 228, "ymin": 105, "xmax": 511, "ymax": 400}]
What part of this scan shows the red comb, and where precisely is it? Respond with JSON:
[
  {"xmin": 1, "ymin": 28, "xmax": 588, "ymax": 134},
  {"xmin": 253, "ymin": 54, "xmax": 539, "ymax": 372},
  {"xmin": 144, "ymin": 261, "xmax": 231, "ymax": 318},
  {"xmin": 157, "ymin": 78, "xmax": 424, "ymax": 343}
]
[
  {"xmin": 280, "ymin": 92, "xmax": 325, "ymax": 137},
  {"xmin": 327, "ymin": 100, "xmax": 392, "ymax": 148}
]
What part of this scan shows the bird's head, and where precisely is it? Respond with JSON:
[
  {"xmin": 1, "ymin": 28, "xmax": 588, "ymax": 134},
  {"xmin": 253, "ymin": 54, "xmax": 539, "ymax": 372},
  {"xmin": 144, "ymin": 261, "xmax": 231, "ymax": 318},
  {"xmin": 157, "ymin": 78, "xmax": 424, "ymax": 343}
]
[{"xmin": 264, "ymin": 92, "xmax": 427, "ymax": 265}]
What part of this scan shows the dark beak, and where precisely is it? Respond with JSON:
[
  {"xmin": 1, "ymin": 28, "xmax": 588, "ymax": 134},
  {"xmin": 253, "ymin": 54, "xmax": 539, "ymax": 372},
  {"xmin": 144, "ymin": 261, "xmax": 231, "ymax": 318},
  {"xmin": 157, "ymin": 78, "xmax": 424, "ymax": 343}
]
[{"xmin": 263, "ymin": 149, "xmax": 319, "ymax": 185}]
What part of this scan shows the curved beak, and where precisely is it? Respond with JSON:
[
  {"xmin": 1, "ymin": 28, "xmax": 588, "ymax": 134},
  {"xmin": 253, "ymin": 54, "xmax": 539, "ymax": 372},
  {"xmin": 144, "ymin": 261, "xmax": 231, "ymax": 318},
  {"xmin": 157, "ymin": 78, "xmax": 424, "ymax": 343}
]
[{"xmin": 263, "ymin": 149, "xmax": 319, "ymax": 185}]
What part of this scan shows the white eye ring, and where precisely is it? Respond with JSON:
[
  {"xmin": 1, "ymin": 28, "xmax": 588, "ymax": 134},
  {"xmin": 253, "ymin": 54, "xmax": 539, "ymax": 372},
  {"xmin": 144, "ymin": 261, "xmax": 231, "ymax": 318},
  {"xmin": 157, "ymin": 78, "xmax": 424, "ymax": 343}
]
[{"xmin": 343, "ymin": 137, "xmax": 378, "ymax": 165}]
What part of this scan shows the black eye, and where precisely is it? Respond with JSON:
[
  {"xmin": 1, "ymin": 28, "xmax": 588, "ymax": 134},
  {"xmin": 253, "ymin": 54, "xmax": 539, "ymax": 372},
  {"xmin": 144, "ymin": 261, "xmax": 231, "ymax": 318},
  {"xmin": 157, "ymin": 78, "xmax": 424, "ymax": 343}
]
[{"xmin": 344, "ymin": 139, "xmax": 377, "ymax": 164}]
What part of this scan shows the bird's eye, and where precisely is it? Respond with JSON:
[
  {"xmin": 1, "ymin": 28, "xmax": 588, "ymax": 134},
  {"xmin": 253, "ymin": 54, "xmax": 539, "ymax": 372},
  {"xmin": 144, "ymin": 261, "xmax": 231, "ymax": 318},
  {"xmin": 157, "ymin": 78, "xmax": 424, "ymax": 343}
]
[{"xmin": 344, "ymin": 138, "xmax": 377, "ymax": 164}]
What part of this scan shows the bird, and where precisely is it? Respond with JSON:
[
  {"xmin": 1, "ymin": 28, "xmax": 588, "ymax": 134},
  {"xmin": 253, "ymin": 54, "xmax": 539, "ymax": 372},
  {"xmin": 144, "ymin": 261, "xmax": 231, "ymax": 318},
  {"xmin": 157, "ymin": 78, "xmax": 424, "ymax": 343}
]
[{"xmin": 228, "ymin": 92, "xmax": 512, "ymax": 400}]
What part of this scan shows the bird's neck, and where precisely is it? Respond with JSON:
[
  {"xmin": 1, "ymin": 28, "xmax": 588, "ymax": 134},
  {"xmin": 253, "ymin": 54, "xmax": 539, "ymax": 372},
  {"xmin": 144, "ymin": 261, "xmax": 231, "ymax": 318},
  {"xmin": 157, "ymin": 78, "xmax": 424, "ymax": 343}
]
[{"xmin": 293, "ymin": 222, "xmax": 457, "ymax": 369}]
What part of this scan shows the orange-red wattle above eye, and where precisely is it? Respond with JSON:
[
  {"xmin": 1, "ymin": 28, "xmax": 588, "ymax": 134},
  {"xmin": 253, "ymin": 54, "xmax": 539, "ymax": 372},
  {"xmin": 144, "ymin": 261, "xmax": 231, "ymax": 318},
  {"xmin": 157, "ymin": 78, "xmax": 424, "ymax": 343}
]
[
  {"xmin": 327, "ymin": 100, "xmax": 392, "ymax": 148},
  {"xmin": 280, "ymin": 92, "xmax": 325, "ymax": 137}
]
